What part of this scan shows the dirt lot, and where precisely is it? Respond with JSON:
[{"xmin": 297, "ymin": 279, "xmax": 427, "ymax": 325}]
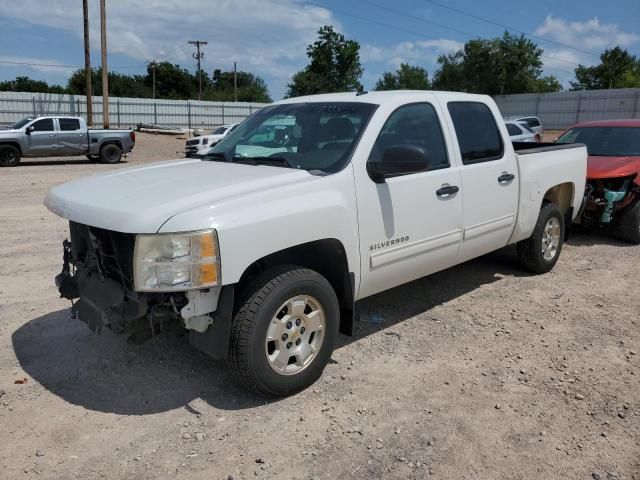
[{"xmin": 0, "ymin": 132, "xmax": 638, "ymax": 480}]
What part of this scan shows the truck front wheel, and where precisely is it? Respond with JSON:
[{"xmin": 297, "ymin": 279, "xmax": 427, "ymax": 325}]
[
  {"xmin": 99, "ymin": 144, "xmax": 122, "ymax": 164},
  {"xmin": 0, "ymin": 145, "xmax": 21, "ymax": 167},
  {"xmin": 517, "ymin": 203, "xmax": 565, "ymax": 274},
  {"xmin": 228, "ymin": 266, "xmax": 339, "ymax": 396}
]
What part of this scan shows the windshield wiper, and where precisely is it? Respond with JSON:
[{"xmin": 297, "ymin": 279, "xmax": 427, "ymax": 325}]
[
  {"xmin": 232, "ymin": 156, "xmax": 298, "ymax": 169},
  {"xmin": 202, "ymin": 152, "xmax": 228, "ymax": 162}
]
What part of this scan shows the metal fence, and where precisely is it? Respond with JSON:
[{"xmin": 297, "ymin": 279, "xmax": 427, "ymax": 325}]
[
  {"xmin": 495, "ymin": 88, "xmax": 640, "ymax": 130},
  {"xmin": 0, "ymin": 91, "xmax": 268, "ymax": 129}
]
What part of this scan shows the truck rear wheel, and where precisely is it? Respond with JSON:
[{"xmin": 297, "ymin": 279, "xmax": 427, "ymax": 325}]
[
  {"xmin": 228, "ymin": 266, "xmax": 339, "ymax": 396},
  {"xmin": 614, "ymin": 200, "xmax": 640, "ymax": 244},
  {"xmin": 517, "ymin": 203, "xmax": 565, "ymax": 274},
  {"xmin": 99, "ymin": 144, "xmax": 122, "ymax": 164},
  {"xmin": 0, "ymin": 145, "xmax": 21, "ymax": 167}
]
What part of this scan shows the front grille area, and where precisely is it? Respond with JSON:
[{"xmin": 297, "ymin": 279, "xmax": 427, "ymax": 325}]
[
  {"xmin": 69, "ymin": 221, "xmax": 136, "ymax": 292},
  {"xmin": 186, "ymin": 139, "xmax": 200, "ymax": 146}
]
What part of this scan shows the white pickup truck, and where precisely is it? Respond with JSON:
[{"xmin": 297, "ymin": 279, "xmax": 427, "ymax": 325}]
[{"xmin": 45, "ymin": 91, "xmax": 587, "ymax": 396}]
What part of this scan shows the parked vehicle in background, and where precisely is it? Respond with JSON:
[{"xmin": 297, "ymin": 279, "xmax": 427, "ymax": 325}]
[
  {"xmin": 504, "ymin": 115, "xmax": 543, "ymax": 142},
  {"xmin": 557, "ymin": 119, "xmax": 640, "ymax": 243},
  {"xmin": 0, "ymin": 116, "xmax": 135, "ymax": 167},
  {"xmin": 185, "ymin": 123, "xmax": 238, "ymax": 157},
  {"xmin": 505, "ymin": 121, "xmax": 537, "ymax": 142},
  {"xmin": 45, "ymin": 91, "xmax": 587, "ymax": 396}
]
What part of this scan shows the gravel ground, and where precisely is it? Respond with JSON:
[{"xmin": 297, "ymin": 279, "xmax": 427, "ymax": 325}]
[{"xmin": 0, "ymin": 132, "xmax": 638, "ymax": 480}]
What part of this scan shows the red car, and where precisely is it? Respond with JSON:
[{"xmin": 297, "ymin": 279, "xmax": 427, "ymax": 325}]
[{"xmin": 557, "ymin": 119, "xmax": 640, "ymax": 244}]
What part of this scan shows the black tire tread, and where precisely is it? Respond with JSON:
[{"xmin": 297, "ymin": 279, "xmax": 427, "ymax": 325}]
[
  {"xmin": 0, "ymin": 144, "xmax": 21, "ymax": 167},
  {"xmin": 517, "ymin": 203, "xmax": 565, "ymax": 274},
  {"xmin": 99, "ymin": 143, "xmax": 122, "ymax": 164},
  {"xmin": 614, "ymin": 200, "xmax": 640, "ymax": 244},
  {"xmin": 228, "ymin": 265, "xmax": 334, "ymax": 396}
]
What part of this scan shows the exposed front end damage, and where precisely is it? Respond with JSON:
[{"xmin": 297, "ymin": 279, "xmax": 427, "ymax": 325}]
[
  {"xmin": 582, "ymin": 175, "xmax": 640, "ymax": 225},
  {"xmin": 55, "ymin": 222, "xmax": 233, "ymax": 358}
]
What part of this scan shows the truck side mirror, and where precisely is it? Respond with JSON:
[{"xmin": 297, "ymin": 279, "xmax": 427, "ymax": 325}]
[
  {"xmin": 25, "ymin": 125, "xmax": 34, "ymax": 135},
  {"xmin": 367, "ymin": 145, "xmax": 431, "ymax": 183}
]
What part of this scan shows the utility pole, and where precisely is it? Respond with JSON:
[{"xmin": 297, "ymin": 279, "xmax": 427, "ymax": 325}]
[
  {"xmin": 149, "ymin": 60, "xmax": 157, "ymax": 98},
  {"xmin": 188, "ymin": 40, "xmax": 207, "ymax": 100},
  {"xmin": 100, "ymin": 0, "xmax": 109, "ymax": 128},
  {"xmin": 233, "ymin": 61, "xmax": 237, "ymax": 102},
  {"xmin": 82, "ymin": 0, "xmax": 93, "ymax": 126}
]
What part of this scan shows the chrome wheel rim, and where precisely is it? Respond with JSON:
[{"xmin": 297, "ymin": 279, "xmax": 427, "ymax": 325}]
[
  {"xmin": 265, "ymin": 295, "xmax": 325, "ymax": 376},
  {"xmin": 541, "ymin": 217, "xmax": 561, "ymax": 261}
]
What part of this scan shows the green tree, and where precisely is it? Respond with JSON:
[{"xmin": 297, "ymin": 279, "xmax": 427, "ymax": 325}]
[
  {"xmin": 0, "ymin": 76, "xmax": 66, "ymax": 93},
  {"xmin": 287, "ymin": 25, "xmax": 363, "ymax": 97},
  {"xmin": 535, "ymin": 75, "xmax": 563, "ymax": 93},
  {"xmin": 431, "ymin": 32, "xmax": 561, "ymax": 94},
  {"xmin": 208, "ymin": 69, "xmax": 272, "ymax": 102},
  {"xmin": 68, "ymin": 68, "xmax": 152, "ymax": 98},
  {"xmin": 570, "ymin": 47, "xmax": 640, "ymax": 90},
  {"xmin": 375, "ymin": 63, "xmax": 430, "ymax": 90},
  {"xmin": 431, "ymin": 52, "xmax": 466, "ymax": 91}
]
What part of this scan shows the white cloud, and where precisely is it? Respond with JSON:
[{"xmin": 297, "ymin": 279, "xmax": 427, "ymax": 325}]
[
  {"xmin": 361, "ymin": 39, "xmax": 463, "ymax": 69},
  {"xmin": 0, "ymin": 0, "xmax": 339, "ymax": 99},
  {"xmin": 535, "ymin": 15, "xmax": 640, "ymax": 51}
]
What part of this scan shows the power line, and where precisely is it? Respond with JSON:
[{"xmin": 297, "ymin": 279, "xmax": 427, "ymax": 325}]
[
  {"xmin": 351, "ymin": 0, "xmax": 583, "ymax": 69},
  {"xmin": 418, "ymin": 0, "xmax": 599, "ymax": 59},
  {"xmin": 308, "ymin": 2, "xmax": 576, "ymax": 75}
]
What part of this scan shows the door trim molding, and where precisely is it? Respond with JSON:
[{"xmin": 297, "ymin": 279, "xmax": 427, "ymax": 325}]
[
  {"xmin": 370, "ymin": 229, "xmax": 462, "ymax": 269},
  {"xmin": 463, "ymin": 214, "xmax": 515, "ymax": 241}
]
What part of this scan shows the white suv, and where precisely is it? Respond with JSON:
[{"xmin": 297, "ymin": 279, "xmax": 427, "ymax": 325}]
[
  {"xmin": 185, "ymin": 124, "xmax": 238, "ymax": 157},
  {"xmin": 504, "ymin": 115, "xmax": 543, "ymax": 141}
]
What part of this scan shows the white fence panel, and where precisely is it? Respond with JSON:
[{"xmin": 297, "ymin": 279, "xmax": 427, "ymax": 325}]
[{"xmin": 0, "ymin": 91, "xmax": 268, "ymax": 129}]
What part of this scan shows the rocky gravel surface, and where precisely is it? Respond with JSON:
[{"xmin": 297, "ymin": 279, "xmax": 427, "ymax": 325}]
[{"xmin": 0, "ymin": 133, "xmax": 638, "ymax": 479}]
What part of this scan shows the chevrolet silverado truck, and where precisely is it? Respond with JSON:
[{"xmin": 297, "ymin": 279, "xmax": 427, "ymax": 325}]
[
  {"xmin": 0, "ymin": 116, "xmax": 135, "ymax": 167},
  {"xmin": 45, "ymin": 91, "xmax": 587, "ymax": 396},
  {"xmin": 557, "ymin": 119, "xmax": 640, "ymax": 244}
]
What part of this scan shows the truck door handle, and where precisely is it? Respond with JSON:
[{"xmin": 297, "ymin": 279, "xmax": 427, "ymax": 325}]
[
  {"xmin": 498, "ymin": 173, "xmax": 515, "ymax": 183},
  {"xmin": 436, "ymin": 185, "xmax": 459, "ymax": 197}
]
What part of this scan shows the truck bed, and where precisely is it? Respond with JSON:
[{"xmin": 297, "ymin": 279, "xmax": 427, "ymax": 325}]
[
  {"xmin": 509, "ymin": 142, "xmax": 588, "ymax": 244},
  {"xmin": 512, "ymin": 141, "xmax": 584, "ymax": 154}
]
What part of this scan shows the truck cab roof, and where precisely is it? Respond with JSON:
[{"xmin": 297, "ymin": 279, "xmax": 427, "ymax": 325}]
[{"xmin": 276, "ymin": 90, "xmax": 492, "ymax": 106}]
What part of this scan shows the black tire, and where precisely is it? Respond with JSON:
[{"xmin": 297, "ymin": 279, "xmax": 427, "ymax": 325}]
[
  {"xmin": 0, "ymin": 145, "xmax": 21, "ymax": 167},
  {"xmin": 99, "ymin": 143, "xmax": 122, "ymax": 164},
  {"xmin": 517, "ymin": 203, "xmax": 565, "ymax": 274},
  {"xmin": 228, "ymin": 266, "xmax": 339, "ymax": 396},
  {"xmin": 614, "ymin": 200, "xmax": 640, "ymax": 244}
]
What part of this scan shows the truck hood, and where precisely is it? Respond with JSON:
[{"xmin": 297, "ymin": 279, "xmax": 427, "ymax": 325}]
[
  {"xmin": 587, "ymin": 155, "xmax": 640, "ymax": 180},
  {"xmin": 44, "ymin": 159, "xmax": 313, "ymax": 233}
]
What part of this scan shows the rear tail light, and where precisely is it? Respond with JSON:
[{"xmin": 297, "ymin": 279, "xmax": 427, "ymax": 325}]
[{"xmin": 130, "ymin": 131, "xmax": 136, "ymax": 143}]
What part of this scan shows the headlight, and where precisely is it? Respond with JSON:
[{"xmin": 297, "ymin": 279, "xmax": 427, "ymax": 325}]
[
  {"xmin": 202, "ymin": 138, "xmax": 209, "ymax": 145},
  {"xmin": 133, "ymin": 230, "xmax": 220, "ymax": 291}
]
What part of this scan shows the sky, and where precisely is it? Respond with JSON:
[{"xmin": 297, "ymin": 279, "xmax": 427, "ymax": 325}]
[{"xmin": 0, "ymin": 0, "xmax": 638, "ymax": 100}]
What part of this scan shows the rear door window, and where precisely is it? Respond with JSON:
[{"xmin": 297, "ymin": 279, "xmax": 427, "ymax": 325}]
[
  {"xmin": 59, "ymin": 118, "xmax": 81, "ymax": 131},
  {"xmin": 447, "ymin": 102, "xmax": 504, "ymax": 165},
  {"xmin": 524, "ymin": 117, "xmax": 541, "ymax": 128}
]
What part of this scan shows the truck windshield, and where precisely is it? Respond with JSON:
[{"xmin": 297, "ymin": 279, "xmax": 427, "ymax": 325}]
[
  {"xmin": 204, "ymin": 102, "xmax": 377, "ymax": 173},
  {"xmin": 10, "ymin": 117, "xmax": 34, "ymax": 129},
  {"xmin": 557, "ymin": 127, "xmax": 640, "ymax": 156}
]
